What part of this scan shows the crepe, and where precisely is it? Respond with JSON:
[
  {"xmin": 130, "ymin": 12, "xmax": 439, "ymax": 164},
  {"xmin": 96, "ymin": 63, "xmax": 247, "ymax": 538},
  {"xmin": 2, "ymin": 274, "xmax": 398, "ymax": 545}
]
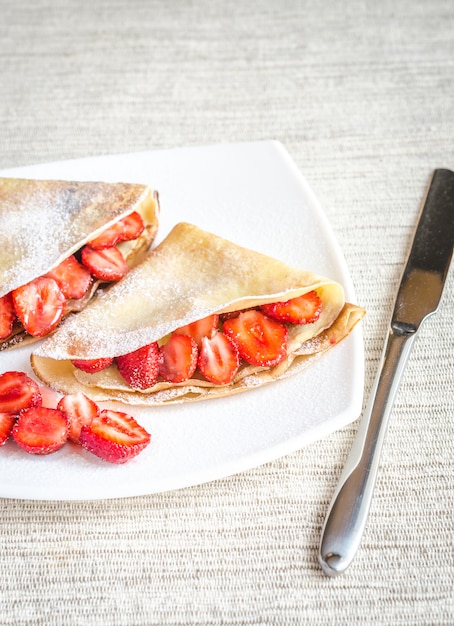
[
  {"xmin": 31, "ymin": 222, "xmax": 365, "ymax": 405},
  {"xmin": 0, "ymin": 176, "xmax": 159, "ymax": 348}
]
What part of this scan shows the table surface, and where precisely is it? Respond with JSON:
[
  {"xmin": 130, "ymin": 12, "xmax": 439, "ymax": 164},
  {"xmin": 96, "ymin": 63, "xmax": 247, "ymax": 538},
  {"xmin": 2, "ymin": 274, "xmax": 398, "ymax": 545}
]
[{"xmin": 1, "ymin": 1, "xmax": 453, "ymax": 624}]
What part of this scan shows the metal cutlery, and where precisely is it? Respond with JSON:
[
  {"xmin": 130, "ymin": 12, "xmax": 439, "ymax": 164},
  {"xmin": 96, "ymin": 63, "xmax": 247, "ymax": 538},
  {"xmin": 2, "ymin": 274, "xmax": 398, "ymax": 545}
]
[{"xmin": 319, "ymin": 168, "xmax": 454, "ymax": 576}]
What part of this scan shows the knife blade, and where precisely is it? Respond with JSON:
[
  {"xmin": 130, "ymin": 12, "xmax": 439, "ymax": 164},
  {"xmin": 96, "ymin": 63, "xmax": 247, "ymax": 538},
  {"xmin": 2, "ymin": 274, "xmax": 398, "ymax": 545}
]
[{"xmin": 319, "ymin": 168, "xmax": 454, "ymax": 577}]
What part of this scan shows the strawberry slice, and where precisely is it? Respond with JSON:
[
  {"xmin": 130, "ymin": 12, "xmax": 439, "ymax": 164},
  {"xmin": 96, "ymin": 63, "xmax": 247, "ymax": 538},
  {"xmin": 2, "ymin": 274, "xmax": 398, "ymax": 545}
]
[
  {"xmin": 46, "ymin": 255, "xmax": 93, "ymax": 300},
  {"xmin": 71, "ymin": 357, "xmax": 114, "ymax": 373},
  {"xmin": 0, "ymin": 371, "xmax": 42, "ymax": 413},
  {"xmin": 260, "ymin": 291, "xmax": 322, "ymax": 325},
  {"xmin": 87, "ymin": 212, "xmax": 145, "ymax": 249},
  {"xmin": 12, "ymin": 407, "xmax": 68, "ymax": 455},
  {"xmin": 79, "ymin": 409, "xmax": 151, "ymax": 464},
  {"xmin": 198, "ymin": 331, "xmax": 240, "ymax": 385},
  {"xmin": 12, "ymin": 276, "xmax": 66, "ymax": 337},
  {"xmin": 0, "ymin": 413, "xmax": 16, "ymax": 445},
  {"xmin": 57, "ymin": 392, "xmax": 100, "ymax": 443},
  {"xmin": 81, "ymin": 246, "xmax": 129, "ymax": 282},
  {"xmin": 116, "ymin": 342, "xmax": 160, "ymax": 390},
  {"xmin": 0, "ymin": 292, "xmax": 15, "ymax": 339},
  {"xmin": 159, "ymin": 334, "xmax": 198, "ymax": 383},
  {"xmin": 223, "ymin": 310, "xmax": 288, "ymax": 367},
  {"xmin": 174, "ymin": 314, "xmax": 219, "ymax": 348}
]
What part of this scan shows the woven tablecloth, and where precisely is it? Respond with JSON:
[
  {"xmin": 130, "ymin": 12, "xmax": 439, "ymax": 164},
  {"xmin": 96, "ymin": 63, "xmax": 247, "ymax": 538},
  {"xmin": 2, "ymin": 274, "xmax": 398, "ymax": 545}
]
[{"xmin": 1, "ymin": 1, "xmax": 453, "ymax": 624}]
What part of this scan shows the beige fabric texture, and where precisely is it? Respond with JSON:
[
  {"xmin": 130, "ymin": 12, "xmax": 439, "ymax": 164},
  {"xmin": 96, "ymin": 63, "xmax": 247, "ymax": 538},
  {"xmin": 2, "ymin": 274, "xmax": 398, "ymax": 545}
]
[{"xmin": 1, "ymin": 0, "xmax": 453, "ymax": 624}]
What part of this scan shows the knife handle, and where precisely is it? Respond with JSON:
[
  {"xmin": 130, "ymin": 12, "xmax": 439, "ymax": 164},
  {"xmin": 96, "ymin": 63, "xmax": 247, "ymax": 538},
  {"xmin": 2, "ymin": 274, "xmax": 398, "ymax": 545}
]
[{"xmin": 319, "ymin": 326, "xmax": 417, "ymax": 576}]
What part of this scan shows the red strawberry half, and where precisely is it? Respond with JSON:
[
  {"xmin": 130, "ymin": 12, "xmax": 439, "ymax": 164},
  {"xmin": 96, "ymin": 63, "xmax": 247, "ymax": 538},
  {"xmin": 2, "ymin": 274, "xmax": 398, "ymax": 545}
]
[
  {"xmin": 57, "ymin": 392, "xmax": 100, "ymax": 444},
  {"xmin": 88, "ymin": 212, "xmax": 145, "ymax": 249},
  {"xmin": 81, "ymin": 246, "xmax": 129, "ymax": 282},
  {"xmin": 0, "ymin": 293, "xmax": 15, "ymax": 340},
  {"xmin": 12, "ymin": 407, "xmax": 68, "ymax": 455},
  {"xmin": 116, "ymin": 342, "xmax": 160, "ymax": 390},
  {"xmin": 0, "ymin": 413, "xmax": 16, "ymax": 445},
  {"xmin": 46, "ymin": 255, "xmax": 93, "ymax": 300},
  {"xmin": 159, "ymin": 334, "xmax": 198, "ymax": 383},
  {"xmin": 0, "ymin": 371, "xmax": 42, "ymax": 413},
  {"xmin": 174, "ymin": 314, "xmax": 219, "ymax": 348},
  {"xmin": 198, "ymin": 331, "xmax": 240, "ymax": 385},
  {"xmin": 12, "ymin": 276, "xmax": 66, "ymax": 337},
  {"xmin": 79, "ymin": 409, "xmax": 151, "ymax": 464},
  {"xmin": 223, "ymin": 310, "xmax": 288, "ymax": 367},
  {"xmin": 71, "ymin": 357, "xmax": 114, "ymax": 373},
  {"xmin": 260, "ymin": 291, "xmax": 322, "ymax": 325}
]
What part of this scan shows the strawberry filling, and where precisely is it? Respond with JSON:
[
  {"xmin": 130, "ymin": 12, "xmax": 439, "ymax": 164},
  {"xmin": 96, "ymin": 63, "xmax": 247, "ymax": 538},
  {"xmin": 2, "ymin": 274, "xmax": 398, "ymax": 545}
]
[
  {"xmin": 159, "ymin": 334, "xmax": 198, "ymax": 383},
  {"xmin": 0, "ymin": 294, "xmax": 15, "ymax": 340},
  {"xmin": 87, "ymin": 211, "xmax": 145, "ymax": 249},
  {"xmin": 72, "ymin": 291, "xmax": 323, "ymax": 389},
  {"xmin": 0, "ymin": 212, "xmax": 145, "ymax": 340},
  {"xmin": 13, "ymin": 276, "xmax": 66, "ymax": 338}
]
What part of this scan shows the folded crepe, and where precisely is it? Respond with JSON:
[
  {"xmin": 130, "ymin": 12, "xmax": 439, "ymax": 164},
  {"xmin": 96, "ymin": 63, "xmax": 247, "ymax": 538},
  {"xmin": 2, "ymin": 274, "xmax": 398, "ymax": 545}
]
[
  {"xmin": 32, "ymin": 222, "xmax": 365, "ymax": 405},
  {"xmin": 0, "ymin": 176, "xmax": 159, "ymax": 349}
]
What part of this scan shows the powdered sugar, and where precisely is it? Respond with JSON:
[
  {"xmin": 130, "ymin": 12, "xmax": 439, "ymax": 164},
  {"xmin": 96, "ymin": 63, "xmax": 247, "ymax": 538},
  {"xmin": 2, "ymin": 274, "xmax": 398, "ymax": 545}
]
[{"xmin": 0, "ymin": 177, "xmax": 153, "ymax": 297}]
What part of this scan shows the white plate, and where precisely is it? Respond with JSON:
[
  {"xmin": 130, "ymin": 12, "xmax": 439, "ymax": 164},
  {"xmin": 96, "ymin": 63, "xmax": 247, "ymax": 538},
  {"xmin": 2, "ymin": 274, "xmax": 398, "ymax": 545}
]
[{"xmin": 0, "ymin": 141, "xmax": 364, "ymax": 500}]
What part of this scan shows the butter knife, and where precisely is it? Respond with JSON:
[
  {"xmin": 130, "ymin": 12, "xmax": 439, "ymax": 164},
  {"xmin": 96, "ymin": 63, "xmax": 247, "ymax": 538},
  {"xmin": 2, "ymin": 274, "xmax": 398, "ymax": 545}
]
[{"xmin": 319, "ymin": 168, "xmax": 454, "ymax": 576}]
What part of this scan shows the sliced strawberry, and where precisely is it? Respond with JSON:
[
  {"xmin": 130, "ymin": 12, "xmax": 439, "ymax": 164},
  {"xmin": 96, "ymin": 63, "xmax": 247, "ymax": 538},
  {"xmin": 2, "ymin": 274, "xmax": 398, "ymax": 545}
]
[
  {"xmin": 87, "ymin": 212, "xmax": 145, "ymax": 249},
  {"xmin": 81, "ymin": 246, "xmax": 129, "ymax": 282},
  {"xmin": 12, "ymin": 407, "xmax": 68, "ymax": 455},
  {"xmin": 0, "ymin": 413, "xmax": 16, "ymax": 445},
  {"xmin": 116, "ymin": 342, "xmax": 160, "ymax": 390},
  {"xmin": 198, "ymin": 331, "xmax": 240, "ymax": 385},
  {"xmin": 57, "ymin": 392, "xmax": 100, "ymax": 444},
  {"xmin": 12, "ymin": 276, "xmax": 66, "ymax": 337},
  {"xmin": 159, "ymin": 334, "xmax": 198, "ymax": 383},
  {"xmin": 46, "ymin": 255, "xmax": 93, "ymax": 300},
  {"xmin": 223, "ymin": 310, "xmax": 288, "ymax": 367},
  {"xmin": 71, "ymin": 357, "xmax": 114, "ymax": 373},
  {"xmin": 120, "ymin": 211, "xmax": 145, "ymax": 240},
  {"xmin": 260, "ymin": 291, "xmax": 322, "ymax": 325},
  {"xmin": 79, "ymin": 409, "xmax": 151, "ymax": 464},
  {"xmin": 174, "ymin": 314, "xmax": 220, "ymax": 348},
  {"xmin": 0, "ymin": 371, "xmax": 42, "ymax": 413},
  {"xmin": 0, "ymin": 293, "xmax": 15, "ymax": 339}
]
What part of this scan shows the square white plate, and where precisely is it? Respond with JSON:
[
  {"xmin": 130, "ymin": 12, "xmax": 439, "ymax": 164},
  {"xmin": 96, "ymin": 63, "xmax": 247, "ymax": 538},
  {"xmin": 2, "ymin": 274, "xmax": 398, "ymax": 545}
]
[{"xmin": 0, "ymin": 141, "xmax": 364, "ymax": 500}]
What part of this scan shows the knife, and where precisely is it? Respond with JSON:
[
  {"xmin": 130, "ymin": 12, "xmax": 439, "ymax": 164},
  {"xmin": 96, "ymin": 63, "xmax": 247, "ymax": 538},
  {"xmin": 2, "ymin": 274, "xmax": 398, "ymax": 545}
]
[{"xmin": 319, "ymin": 168, "xmax": 454, "ymax": 576}]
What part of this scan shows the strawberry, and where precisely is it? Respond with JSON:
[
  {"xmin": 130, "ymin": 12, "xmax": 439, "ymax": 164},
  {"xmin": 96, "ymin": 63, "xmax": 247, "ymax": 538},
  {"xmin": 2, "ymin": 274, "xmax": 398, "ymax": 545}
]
[
  {"xmin": 116, "ymin": 342, "xmax": 160, "ymax": 390},
  {"xmin": 159, "ymin": 334, "xmax": 198, "ymax": 383},
  {"xmin": 260, "ymin": 291, "xmax": 322, "ymax": 325},
  {"xmin": 12, "ymin": 407, "xmax": 68, "ymax": 455},
  {"xmin": 79, "ymin": 409, "xmax": 151, "ymax": 464},
  {"xmin": 12, "ymin": 276, "xmax": 66, "ymax": 337},
  {"xmin": 81, "ymin": 245, "xmax": 129, "ymax": 282},
  {"xmin": 88, "ymin": 212, "xmax": 145, "ymax": 249},
  {"xmin": 0, "ymin": 371, "xmax": 42, "ymax": 413},
  {"xmin": 0, "ymin": 293, "xmax": 15, "ymax": 339},
  {"xmin": 46, "ymin": 255, "xmax": 93, "ymax": 300},
  {"xmin": 223, "ymin": 310, "xmax": 288, "ymax": 367},
  {"xmin": 71, "ymin": 357, "xmax": 114, "ymax": 373},
  {"xmin": 174, "ymin": 314, "xmax": 219, "ymax": 348},
  {"xmin": 198, "ymin": 331, "xmax": 240, "ymax": 385},
  {"xmin": 0, "ymin": 413, "xmax": 16, "ymax": 445},
  {"xmin": 57, "ymin": 392, "xmax": 100, "ymax": 443}
]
